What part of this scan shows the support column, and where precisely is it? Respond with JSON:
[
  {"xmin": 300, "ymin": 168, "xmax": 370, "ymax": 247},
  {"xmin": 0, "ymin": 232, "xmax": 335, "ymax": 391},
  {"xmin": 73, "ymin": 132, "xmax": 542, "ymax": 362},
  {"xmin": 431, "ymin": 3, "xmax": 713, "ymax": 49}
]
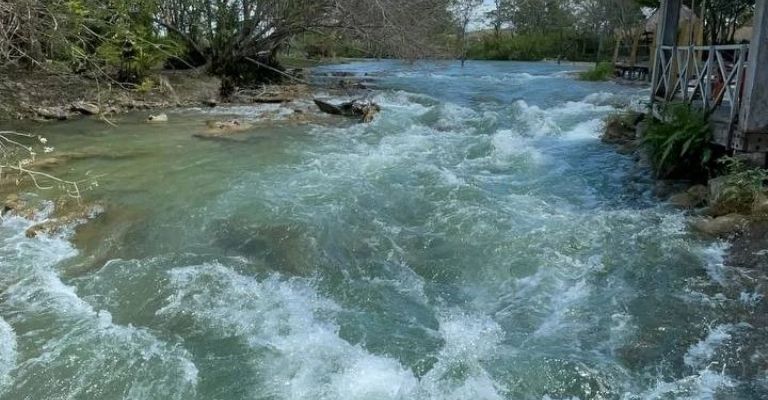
[
  {"xmin": 650, "ymin": 0, "xmax": 682, "ymax": 102},
  {"xmin": 659, "ymin": 0, "xmax": 682, "ymax": 46},
  {"xmin": 739, "ymin": 0, "xmax": 768, "ymax": 134}
]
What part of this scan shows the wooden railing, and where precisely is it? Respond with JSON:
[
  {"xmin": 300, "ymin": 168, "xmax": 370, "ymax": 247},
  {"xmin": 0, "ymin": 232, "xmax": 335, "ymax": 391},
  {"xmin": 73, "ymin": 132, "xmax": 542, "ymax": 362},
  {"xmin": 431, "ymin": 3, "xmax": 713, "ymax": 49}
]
[{"xmin": 651, "ymin": 44, "xmax": 750, "ymax": 127}]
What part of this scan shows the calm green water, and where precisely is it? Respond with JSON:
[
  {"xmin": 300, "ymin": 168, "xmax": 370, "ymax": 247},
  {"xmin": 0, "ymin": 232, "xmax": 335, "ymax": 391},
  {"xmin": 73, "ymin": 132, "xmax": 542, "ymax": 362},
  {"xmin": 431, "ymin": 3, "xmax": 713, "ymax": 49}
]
[{"xmin": 1, "ymin": 61, "xmax": 766, "ymax": 399}]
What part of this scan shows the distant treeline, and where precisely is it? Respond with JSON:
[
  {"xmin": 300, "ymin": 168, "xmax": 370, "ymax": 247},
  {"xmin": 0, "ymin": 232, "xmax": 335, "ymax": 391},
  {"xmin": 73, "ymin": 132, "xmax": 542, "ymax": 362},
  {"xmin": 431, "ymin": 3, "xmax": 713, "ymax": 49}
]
[{"xmin": 466, "ymin": 32, "xmax": 614, "ymax": 62}]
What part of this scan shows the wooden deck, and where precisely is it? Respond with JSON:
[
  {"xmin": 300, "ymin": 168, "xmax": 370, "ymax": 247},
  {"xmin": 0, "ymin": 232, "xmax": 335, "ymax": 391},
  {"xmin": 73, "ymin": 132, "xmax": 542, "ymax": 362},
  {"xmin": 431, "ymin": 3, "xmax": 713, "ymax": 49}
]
[
  {"xmin": 614, "ymin": 62, "xmax": 650, "ymax": 81},
  {"xmin": 650, "ymin": 0, "xmax": 768, "ymax": 164},
  {"xmin": 650, "ymin": 44, "xmax": 768, "ymax": 157}
]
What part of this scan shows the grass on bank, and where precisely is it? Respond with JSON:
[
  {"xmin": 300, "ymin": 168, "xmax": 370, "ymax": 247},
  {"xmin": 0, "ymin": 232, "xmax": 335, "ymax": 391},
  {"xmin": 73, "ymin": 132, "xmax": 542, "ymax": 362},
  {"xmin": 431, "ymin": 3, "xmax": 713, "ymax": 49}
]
[
  {"xmin": 579, "ymin": 62, "xmax": 614, "ymax": 81},
  {"xmin": 715, "ymin": 156, "xmax": 768, "ymax": 213}
]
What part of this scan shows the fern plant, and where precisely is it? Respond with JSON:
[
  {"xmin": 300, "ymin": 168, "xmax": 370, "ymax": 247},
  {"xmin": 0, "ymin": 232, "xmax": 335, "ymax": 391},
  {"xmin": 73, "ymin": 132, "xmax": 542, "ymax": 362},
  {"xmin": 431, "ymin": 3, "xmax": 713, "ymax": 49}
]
[{"xmin": 642, "ymin": 103, "xmax": 712, "ymax": 179}]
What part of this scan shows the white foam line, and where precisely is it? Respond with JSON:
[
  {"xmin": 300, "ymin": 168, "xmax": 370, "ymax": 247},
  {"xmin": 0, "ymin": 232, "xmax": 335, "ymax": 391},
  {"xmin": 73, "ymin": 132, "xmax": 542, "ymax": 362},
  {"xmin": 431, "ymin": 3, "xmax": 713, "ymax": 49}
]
[{"xmin": 0, "ymin": 317, "xmax": 17, "ymax": 388}]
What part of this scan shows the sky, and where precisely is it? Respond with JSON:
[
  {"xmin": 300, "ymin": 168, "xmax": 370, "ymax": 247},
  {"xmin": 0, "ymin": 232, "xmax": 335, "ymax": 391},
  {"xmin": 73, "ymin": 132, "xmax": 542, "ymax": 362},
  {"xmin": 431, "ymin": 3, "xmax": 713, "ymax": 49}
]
[{"xmin": 470, "ymin": 0, "xmax": 496, "ymax": 30}]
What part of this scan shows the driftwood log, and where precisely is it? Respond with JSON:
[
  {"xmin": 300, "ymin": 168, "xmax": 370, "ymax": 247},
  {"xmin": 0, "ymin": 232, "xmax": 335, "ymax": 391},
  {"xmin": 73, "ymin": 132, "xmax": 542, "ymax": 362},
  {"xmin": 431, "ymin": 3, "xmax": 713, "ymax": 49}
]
[{"xmin": 313, "ymin": 99, "xmax": 380, "ymax": 123}]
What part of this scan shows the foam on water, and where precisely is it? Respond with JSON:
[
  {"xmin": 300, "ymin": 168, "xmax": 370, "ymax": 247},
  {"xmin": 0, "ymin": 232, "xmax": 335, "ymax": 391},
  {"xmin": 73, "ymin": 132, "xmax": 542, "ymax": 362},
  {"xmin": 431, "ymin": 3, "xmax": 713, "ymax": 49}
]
[
  {"xmin": 0, "ymin": 205, "xmax": 198, "ymax": 399},
  {"xmin": 420, "ymin": 313, "xmax": 504, "ymax": 400},
  {"xmin": 698, "ymin": 241, "xmax": 731, "ymax": 285},
  {"xmin": 157, "ymin": 263, "xmax": 512, "ymax": 400},
  {"xmin": 489, "ymin": 129, "xmax": 547, "ymax": 166},
  {"xmin": 478, "ymin": 72, "xmax": 552, "ymax": 84},
  {"xmin": 511, "ymin": 100, "xmax": 562, "ymax": 136},
  {"xmin": 1, "ymin": 269, "xmax": 199, "ymax": 399},
  {"xmin": 158, "ymin": 263, "xmax": 418, "ymax": 399},
  {"xmin": 683, "ymin": 324, "xmax": 748, "ymax": 369},
  {"xmin": 0, "ymin": 317, "xmax": 16, "ymax": 389},
  {"xmin": 636, "ymin": 369, "xmax": 738, "ymax": 400}
]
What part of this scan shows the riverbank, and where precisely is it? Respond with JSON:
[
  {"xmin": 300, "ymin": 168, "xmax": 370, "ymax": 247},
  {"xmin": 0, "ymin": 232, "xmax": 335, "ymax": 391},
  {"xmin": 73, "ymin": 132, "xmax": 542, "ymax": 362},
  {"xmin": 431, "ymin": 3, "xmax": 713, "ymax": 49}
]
[
  {"xmin": 0, "ymin": 54, "xmax": 367, "ymax": 122},
  {"xmin": 600, "ymin": 110, "xmax": 768, "ymax": 275},
  {"xmin": 0, "ymin": 67, "xmax": 223, "ymax": 121}
]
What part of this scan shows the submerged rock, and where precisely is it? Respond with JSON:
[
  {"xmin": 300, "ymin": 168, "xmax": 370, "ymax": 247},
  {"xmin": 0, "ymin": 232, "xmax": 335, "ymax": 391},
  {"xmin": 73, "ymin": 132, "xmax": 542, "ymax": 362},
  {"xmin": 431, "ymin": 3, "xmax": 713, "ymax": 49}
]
[
  {"xmin": 211, "ymin": 219, "xmax": 317, "ymax": 276},
  {"xmin": 725, "ymin": 220, "xmax": 768, "ymax": 269},
  {"xmin": 602, "ymin": 119, "xmax": 634, "ymax": 145},
  {"xmin": 691, "ymin": 214, "xmax": 749, "ymax": 237},
  {"xmin": 25, "ymin": 201, "xmax": 105, "ymax": 238},
  {"xmin": 668, "ymin": 185, "xmax": 709, "ymax": 210},
  {"xmin": 668, "ymin": 192, "xmax": 697, "ymax": 209},
  {"xmin": 753, "ymin": 193, "xmax": 768, "ymax": 217},
  {"xmin": 146, "ymin": 113, "xmax": 168, "ymax": 123},
  {"xmin": 71, "ymin": 101, "xmax": 100, "ymax": 115},
  {"xmin": 2, "ymin": 193, "xmax": 35, "ymax": 218},
  {"xmin": 194, "ymin": 120, "xmax": 254, "ymax": 140},
  {"xmin": 208, "ymin": 119, "xmax": 251, "ymax": 131},
  {"xmin": 34, "ymin": 106, "xmax": 72, "ymax": 120},
  {"xmin": 687, "ymin": 185, "xmax": 709, "ymax": 204},
  {"xmin": 29, "ymin": 148, "xmax": 146, "ymax": 171}
]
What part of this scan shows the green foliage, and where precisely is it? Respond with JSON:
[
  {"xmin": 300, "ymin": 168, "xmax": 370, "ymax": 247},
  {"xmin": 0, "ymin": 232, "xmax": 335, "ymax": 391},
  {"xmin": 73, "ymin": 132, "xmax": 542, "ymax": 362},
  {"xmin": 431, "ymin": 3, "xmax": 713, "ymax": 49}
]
[
  {"xmin": 95, "ymin": 26, "xmax": 183, "ymax": 81},
  {"xmin": 579, "ymin": 62, "xmax": 614, "ymax": 81},
  {"xmin": 1, "ymin": 0, "xmax": 181, "ymax": 82},
  {"xmin": 642, "ymin": 104, "xmax": 713, "ymax": 179},
  {"xmin": 135, "ymin": 77, "xmax": 155, "ymax": 94},
  {"xmin": 717, "ymin": 156, "xmax": 768, "ymax": 206}
]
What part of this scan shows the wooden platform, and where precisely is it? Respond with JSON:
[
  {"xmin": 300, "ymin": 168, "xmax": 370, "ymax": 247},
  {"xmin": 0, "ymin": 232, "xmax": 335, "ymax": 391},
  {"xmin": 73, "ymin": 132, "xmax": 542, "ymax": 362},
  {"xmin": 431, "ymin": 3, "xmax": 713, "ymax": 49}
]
[{"xmin": 614, "ymin": 62, "xmax": 650, "ymax": 81}]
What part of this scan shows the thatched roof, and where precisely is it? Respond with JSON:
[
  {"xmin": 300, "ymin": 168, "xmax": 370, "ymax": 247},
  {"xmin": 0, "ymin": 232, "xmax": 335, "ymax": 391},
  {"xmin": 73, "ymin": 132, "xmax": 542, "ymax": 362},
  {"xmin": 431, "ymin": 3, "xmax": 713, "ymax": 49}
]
[
  {"xmin": 734, "ymin": 26, "xmax": 753, "ymax": 41},
  {"xmin": 734, "ymin": 17, "xmax": 754, "ymax": 42},
  {"xmin": 645, "ymin": 5, "xmax": 699, "ymax": 33}
]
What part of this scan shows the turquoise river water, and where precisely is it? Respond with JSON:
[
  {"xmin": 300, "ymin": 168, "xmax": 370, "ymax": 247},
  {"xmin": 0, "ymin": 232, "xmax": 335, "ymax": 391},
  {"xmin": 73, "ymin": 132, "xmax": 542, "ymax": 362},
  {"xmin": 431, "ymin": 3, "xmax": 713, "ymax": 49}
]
[{"xmin": 1, "ymin": 61, "xmax": 767, "ymax": 399}]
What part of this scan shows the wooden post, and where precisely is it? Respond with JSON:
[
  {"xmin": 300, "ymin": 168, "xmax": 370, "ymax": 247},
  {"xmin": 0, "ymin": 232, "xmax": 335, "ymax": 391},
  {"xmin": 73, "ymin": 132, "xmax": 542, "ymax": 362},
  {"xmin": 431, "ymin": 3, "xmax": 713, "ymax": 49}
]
[
  {"xmin": 659, "ymin": 0, "xmax": 682, "ymax": 46},
  {"xmin": 651, "ymin": 0, "xmax": 682, "ymax": 102},
  {"xmin": 739, "ymin": 0, "xmax": 768, "ymax": 134},
  {"xmin": 629, "ymin": 33, "xmax": 640, "ymax": 67},
  {"xmin": 612, "ymin": 38, "xmax": 621, "ymax": 66}
]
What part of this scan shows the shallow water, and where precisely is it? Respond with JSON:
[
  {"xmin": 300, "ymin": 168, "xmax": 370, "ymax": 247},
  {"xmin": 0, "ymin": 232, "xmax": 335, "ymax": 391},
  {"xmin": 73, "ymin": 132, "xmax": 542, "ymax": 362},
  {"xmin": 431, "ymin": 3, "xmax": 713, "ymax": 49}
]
[{"xmin": 1, "ymin": 60, "xmax": 767, "ymax": 399}]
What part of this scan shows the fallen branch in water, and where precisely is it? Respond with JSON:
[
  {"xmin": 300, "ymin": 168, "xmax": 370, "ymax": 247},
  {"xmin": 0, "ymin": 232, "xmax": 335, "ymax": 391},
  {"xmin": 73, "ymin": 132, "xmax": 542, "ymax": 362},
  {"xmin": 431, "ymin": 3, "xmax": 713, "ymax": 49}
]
[{"xmin": 0, "ymin": 130, "xmax": 83, "ymax": 202}]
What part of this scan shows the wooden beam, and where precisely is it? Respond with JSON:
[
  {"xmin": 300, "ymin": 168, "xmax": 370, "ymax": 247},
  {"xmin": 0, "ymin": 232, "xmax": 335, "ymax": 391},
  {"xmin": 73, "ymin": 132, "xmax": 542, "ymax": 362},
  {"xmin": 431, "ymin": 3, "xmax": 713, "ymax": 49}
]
[
  {"xmin": 739, "ymin": 0, "xmax": 768, "ymax": 134},
  {"xmin": 650, "ymin": 0, "xmax": 682, "ymax": 102},
  {"xmin": 659, "ymin": 0, "xmax": 682, "ymax": 46}
]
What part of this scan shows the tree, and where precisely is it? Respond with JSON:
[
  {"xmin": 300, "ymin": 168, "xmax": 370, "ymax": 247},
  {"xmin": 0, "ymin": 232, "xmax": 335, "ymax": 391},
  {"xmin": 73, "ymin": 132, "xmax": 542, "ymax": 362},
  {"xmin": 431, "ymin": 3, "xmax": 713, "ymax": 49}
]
[
  {"xmin": 703, "ymin": 0, "xmax": 755, "ymax": 44},
  {"xmin": 154, "ymin": 0, "xmax": 454, "ymax": 84},
  {"xmin": 2, "ymin": 0, "xmax": 454, "ymax": 85},
  {"xmin": 629, "ymin": 0, "xmax": 755, "ymax": 44},
  {"xmin": 487, "ymin": 0, "xmax": 513, "ymax": 37},
  {"xmin": 451, "ymin": 0, "xmax": 484, "ymax": 67}
]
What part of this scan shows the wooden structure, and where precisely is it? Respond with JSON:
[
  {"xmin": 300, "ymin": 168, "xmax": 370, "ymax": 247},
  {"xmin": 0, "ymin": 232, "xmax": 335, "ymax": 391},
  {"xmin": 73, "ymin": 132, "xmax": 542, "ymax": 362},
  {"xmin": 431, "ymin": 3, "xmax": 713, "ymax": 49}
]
[
  {"xmin": 650, "ymin": 0, "xmax": 768, "ymax": 165},
  {"xmin": 614, "ymin": 6, "xmax": 702, "ymax": 81}
]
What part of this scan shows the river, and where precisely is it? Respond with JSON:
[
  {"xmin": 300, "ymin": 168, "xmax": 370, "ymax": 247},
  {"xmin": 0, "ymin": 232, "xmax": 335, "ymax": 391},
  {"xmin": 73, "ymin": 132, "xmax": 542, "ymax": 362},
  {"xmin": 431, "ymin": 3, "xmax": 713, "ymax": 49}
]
[{"xmin": 0, "ymin": 60, "xmax": 766, "ymax": 399}]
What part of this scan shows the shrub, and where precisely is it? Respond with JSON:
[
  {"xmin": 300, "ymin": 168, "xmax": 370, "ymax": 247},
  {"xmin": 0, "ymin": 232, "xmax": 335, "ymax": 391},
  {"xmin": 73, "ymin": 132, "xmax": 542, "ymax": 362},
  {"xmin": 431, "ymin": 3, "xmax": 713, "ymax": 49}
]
[
  {"xmin": 642, "ymin": 103, "xmax": 713, "ymax": 179},
  {"xmin": 579, "ymin": 62, "xmax": 614, "ymax": 81},
  {"xmin": 714, "ymin": 156, "xmax": 768, "ymax": 212},
  {"xmin": 605, "ymin": 110, "xmax": 642, "ymax": 129}
]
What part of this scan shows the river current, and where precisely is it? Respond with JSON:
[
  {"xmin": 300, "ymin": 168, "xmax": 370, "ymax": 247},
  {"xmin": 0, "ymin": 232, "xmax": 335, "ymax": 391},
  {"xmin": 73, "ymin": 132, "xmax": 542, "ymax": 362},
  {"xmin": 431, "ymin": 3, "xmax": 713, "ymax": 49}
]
[{"xmin": 1, "ymin": 61, "xmax": 766, "ymax": 399}]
